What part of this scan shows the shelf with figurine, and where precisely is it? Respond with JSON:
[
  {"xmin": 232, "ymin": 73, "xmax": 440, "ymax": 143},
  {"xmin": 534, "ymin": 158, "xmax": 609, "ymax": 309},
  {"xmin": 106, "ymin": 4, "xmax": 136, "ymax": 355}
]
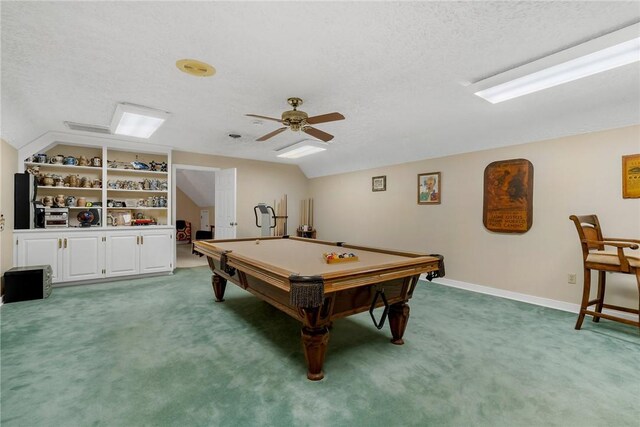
[
  {"xmin": 37, "ymin": 186, "xmax": 102, "ymax": 192},
  {"xmin": 105, "ymin": 210, "xmax": 164, "ymax": 227}
]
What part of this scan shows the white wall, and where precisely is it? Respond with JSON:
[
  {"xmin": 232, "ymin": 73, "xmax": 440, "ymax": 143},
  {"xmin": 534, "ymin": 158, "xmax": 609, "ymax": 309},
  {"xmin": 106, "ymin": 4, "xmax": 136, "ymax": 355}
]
[
  {"xmin": 1, "ymin": 139, "xmax": 18, "ymax": 276},
  {"xmin": 172, "ymin": 151, "xmax": 309, "ymax": 238},
  {"xmin": 309, "ymin": 125, "xmax": 640, "ymax": 306}
]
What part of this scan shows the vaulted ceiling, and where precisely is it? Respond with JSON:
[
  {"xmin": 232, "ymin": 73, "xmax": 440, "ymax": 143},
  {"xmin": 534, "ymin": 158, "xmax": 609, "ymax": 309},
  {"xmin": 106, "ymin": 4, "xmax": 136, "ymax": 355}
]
[{"xmin": 2, "ymin": 2, "xmax": 639, "ymax": 178}]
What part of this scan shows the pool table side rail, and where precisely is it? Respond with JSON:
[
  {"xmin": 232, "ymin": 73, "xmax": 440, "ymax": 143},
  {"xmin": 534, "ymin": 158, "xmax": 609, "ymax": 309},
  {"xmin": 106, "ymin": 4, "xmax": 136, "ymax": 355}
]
[{"xmin": 193, "ymin": 239, "xmax": 440, "ymax": 293}]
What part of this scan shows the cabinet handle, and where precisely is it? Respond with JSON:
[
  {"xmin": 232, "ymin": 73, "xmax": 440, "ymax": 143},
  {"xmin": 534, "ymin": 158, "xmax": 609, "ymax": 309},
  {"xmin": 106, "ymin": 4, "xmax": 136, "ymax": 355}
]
[
  {"xmin": 136, "ymin": 236, "xmax": 140, "ymax": 245},
  {"xmin": 58, "ymin": 239, "xmax": 62, "ymax": 249},
  {"xmin": 63, "ymin": 238, "xmax": 67, "ymax": 249},
  {"xmin": 140, "ymin": 236, "xmax": 144, "ymax": 245}
]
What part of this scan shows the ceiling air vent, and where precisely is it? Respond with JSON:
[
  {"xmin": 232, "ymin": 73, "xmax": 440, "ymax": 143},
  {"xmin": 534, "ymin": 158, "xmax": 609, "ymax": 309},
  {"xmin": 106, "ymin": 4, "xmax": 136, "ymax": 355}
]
[{"xmin": 64, "ymin": 121, "xmax": 112, "ymax": 134}]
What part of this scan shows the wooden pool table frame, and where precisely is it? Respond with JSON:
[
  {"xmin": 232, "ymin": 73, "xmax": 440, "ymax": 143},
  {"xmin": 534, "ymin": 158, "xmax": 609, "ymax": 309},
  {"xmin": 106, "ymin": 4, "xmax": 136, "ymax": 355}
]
[{"xmin": 193, "ymin": 236, "xmax": 442, "ymax": 380}]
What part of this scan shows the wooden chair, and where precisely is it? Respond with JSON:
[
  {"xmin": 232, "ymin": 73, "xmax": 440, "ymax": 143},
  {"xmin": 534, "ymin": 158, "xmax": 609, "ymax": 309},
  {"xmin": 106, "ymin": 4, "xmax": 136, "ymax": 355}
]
[{"xmin": 569, "ymin": 215, "xmax": 640, "ymax": 330}]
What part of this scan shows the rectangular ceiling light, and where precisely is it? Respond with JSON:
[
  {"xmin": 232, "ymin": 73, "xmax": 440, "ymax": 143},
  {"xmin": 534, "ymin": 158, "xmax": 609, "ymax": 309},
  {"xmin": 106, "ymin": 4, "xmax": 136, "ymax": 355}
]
[
  {"xmin": 475, "ymin": 37, "xmax": 640, "ymax": 104},
  {"xmin": 277, "ymin": 145, "xmax": 326, "ymax": 159},
  {"xmin": 110, "ymin": 103, "xmax": 171, "ymax": 138},
  {"xmin": 276, "ymin": 139, "xmax": 327, "ymax": 159}
]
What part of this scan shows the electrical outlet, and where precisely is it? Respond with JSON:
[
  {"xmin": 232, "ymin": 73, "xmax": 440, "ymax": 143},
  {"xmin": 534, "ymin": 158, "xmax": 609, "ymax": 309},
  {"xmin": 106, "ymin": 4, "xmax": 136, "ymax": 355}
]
[{"xmin": 568, "ymin": 273, "xmax": 577, "ymax": 284}]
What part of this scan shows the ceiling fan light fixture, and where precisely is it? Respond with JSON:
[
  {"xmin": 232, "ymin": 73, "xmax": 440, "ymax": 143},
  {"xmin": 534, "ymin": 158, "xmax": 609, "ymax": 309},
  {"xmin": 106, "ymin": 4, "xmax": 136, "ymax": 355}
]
[{"xmin": 110, "ymin": 103, "xmax": 170, "ymax": 139}]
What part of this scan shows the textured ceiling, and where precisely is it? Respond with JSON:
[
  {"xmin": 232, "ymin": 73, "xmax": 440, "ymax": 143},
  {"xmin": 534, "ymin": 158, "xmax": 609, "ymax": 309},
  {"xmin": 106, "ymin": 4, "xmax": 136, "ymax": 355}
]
[{"xmin": 2, "ymin": 1, "xmax": 639, "ymax": 178}]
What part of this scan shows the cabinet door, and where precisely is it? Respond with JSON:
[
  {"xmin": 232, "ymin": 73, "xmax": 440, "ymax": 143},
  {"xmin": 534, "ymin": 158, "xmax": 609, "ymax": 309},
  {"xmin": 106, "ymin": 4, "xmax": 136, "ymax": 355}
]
[
  {"xmin": 106, "ymin": 233, "xmax": 140, "ymax": 277},
  {"xmin": 16, "ymin": 234, "xmax": 63, "ymax": 283},
  {"xmin": 62, "ymin": 233, "xmax": 104, "ymax": 282},
  {"xmin": 139, "ymin": 231, "xmax": 173, "ymax": 273}
]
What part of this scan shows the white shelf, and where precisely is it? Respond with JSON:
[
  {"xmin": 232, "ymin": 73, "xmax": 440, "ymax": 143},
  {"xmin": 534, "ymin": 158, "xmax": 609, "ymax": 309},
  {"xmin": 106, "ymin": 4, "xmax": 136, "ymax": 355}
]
[
  {"xmin": 106, "ymin": 189, "xmax": 167, "ymax": 193},
  {"xmin": 107, "ymin": 207, "xmax": 167, "ymax": 210},
  {"xmin": 67, "ymin": 206, "xmax": 103, "ymax": 210},
  {"xmin": 25, "ymin": 162, "xmax": 101, "ymax": 172},
  {"xmin": 107, "ymin": 168, "xmax": 167, "ymax": 176},
  {"xmin": 38, "ymin": 186, "xmax": 102, "ymax": 191}
]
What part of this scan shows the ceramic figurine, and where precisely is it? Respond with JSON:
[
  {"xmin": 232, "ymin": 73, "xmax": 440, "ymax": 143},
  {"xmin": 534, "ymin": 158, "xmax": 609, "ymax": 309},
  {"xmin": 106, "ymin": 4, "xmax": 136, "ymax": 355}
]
[
  {"xmin": 91, "ymin": 157, "xmax": 102, "ymax": 167},
  {"xmin": 54, "ymin": 195, "xmax": 66, "ymax": 207},
  {"xmin": 78, "ymin": 156, "xmax": 89, "ymax": 166},
  {"xmin": 50, "ymin": 154, "xmax": 64, "ymax": 164}
]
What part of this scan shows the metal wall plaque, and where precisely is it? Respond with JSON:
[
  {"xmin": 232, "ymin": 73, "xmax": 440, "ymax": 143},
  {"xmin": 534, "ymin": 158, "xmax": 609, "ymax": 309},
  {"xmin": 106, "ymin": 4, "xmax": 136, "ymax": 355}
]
[{"xmin": 483, "ymin": 158, "xmax": 534, "ymax": 233}]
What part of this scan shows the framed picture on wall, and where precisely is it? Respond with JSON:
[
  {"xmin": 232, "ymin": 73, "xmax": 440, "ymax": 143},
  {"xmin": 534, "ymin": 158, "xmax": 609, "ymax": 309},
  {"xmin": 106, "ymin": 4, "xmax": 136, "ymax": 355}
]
[
  {"xmin": 372, "ymin": 175, "xmax": 386, "ymax": 192},
  {"xmin": 622, "ymin": 154, "xmax": 640, "ymax": 198},
  {"xmin": 417, "ymin": 172, "xmax": 441, "ymax": 204}
]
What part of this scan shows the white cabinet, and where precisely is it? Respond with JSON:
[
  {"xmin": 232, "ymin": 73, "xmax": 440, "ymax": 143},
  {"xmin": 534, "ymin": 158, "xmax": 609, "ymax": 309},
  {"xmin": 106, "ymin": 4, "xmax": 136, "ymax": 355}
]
[
  {"xmin": 16, "ymin": 232, "xmax": 104, "ymax": 283},
  {"xmin": 139, "ymin": 230, "xmax": 173, "ymax": 273},
  {"xmin": 15, "ymin": 228, "xmax": 173, "ymax": 284},
  {"xmin": 15, "ymin": 234, "xmax": 63, "ymax": 282},
  {"xmin": 105, "ymin": 233, "xmax": 139, "ymax": 277},
  {"xmin": 106, "ymin": 229, "xmax": 172, "ymax": 277},
  {"xmin": 62, "ymin": 233, "xmax": 104, "ymax": 282}
]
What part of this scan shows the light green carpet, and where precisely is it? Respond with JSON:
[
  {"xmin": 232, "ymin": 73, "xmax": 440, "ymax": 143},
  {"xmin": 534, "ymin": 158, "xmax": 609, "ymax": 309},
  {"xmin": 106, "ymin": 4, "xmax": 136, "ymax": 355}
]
[{"xmin": 1, "ymin": 266, "xmax": 639, "ymax": 426}]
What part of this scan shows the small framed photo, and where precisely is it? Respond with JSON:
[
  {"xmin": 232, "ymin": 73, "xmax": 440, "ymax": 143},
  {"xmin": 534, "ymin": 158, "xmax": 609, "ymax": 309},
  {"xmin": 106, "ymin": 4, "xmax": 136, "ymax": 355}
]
[
  {"xmin": 372, "ymin": 175, "xmax": 386, "ymax": 192},
  {"xmin": 418, "ymin": 172, "xmax": 441, "ymax": 204},
  {"xmin": 622, "ymin": 154, "xmax": 640, "ymax": 198}
]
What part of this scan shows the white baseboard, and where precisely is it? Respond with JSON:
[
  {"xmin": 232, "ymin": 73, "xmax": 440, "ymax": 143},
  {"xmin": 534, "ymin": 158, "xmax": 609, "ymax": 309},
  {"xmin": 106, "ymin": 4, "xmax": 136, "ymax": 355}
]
[{"xmin": 421, "ymin": 275, "xmax": 637, "ymax": 322}]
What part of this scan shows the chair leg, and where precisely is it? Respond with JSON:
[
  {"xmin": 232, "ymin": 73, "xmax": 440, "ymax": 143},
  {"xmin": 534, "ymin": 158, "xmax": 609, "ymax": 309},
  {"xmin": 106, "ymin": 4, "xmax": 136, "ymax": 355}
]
[
  {"xmin": 593, "ymin": 271, "xmax": 606, "ymax": 323},
  {"xmin": 575, "ymin": 268, "xmax": 591, "ymax": 330},
  {"xmin": 636, "ymin": 270, "xmax": 640, "ymax": 331}
]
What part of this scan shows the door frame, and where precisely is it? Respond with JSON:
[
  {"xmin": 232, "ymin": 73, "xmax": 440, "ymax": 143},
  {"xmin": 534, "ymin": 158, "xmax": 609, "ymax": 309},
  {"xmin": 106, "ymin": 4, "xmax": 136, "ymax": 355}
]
[{"xmin": 172, "ymin": 164, "xmax": 222, "ymax": 270}]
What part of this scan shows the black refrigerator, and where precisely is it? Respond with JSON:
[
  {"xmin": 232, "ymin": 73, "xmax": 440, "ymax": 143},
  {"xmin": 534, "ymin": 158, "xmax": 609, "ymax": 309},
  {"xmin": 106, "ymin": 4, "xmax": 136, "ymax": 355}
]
[{"xmin": 14, "ymin": 173, "xmax": 39, "ymax": 229}]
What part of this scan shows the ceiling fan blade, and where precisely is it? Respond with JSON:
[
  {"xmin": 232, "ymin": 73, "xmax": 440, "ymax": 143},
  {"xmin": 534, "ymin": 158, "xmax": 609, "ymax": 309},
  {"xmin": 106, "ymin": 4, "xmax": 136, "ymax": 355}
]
[
  {"xmin": 305, "ymin": 112, "xmax": 345, "ymax": 125},
  {"xmin": 303, "ymin": 126, "xmax": 334, "ymax": 142},
  {"xmin": 256, "ymin": 127, "xmax": 288, "ymax": 142},
  {"xmin": 246, "ymin": 114, "xmax": 283, "ymax": 123}
]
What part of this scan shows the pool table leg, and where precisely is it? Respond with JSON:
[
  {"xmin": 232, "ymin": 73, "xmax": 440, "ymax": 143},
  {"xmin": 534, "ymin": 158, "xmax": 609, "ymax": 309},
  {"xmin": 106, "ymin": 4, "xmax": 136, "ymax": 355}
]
[
  {"xmin": 389, "ymin": 302, "xmax": 410, "ymax": 345},
  {"xmin": 211, "ymin": 274, "xmax": 227, "ymax": 302},
  {"xmin": 301, "ymin": 326, "xmax": 330, "ymax": 381}
]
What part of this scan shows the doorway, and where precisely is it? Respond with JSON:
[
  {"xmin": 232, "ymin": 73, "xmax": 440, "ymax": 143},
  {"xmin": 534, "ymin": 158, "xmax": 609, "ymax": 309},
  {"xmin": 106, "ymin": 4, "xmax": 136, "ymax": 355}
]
[{"xmin": 172, "ymin": 164, "xmax": 219, "ymax": 269}]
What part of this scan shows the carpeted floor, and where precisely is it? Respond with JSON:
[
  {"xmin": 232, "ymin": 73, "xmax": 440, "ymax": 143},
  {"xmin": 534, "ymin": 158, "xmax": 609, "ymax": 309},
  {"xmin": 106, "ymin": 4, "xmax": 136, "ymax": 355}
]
[
  {"xmin": 175, "ymin": 243, "xmax": 208, "ymax": 268},
  {"xmin": 1, "ymin": 266, "xmax": 639, "ymax": 426}
]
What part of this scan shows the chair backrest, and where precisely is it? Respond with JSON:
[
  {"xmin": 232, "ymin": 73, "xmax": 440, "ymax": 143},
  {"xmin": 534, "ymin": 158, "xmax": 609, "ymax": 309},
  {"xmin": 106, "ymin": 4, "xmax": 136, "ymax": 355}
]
[{"xmin": 569, "ymin": 215, "xmax": 605, "ymax": 258}]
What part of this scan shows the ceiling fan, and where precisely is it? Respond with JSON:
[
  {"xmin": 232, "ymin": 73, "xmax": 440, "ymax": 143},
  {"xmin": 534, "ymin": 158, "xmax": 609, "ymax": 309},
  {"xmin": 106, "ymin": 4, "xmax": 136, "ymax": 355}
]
[{"xmin": 246, "ymin": 97, "xmax": 345, "ymax": 142}]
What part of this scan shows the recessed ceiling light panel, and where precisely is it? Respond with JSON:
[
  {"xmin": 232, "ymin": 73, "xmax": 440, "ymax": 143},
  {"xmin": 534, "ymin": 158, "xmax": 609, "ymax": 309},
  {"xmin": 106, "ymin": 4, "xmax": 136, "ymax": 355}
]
[
  {"xmin": 275, "ymin": 139, "xmax": 328, "ymax": 159},
  {"xmin": 110, "ymin": 103, "xmax": 170, "ymax": 139},
  {"xmin": 176, "ymin": 59, "xmax": 216, "ymax": 77}
]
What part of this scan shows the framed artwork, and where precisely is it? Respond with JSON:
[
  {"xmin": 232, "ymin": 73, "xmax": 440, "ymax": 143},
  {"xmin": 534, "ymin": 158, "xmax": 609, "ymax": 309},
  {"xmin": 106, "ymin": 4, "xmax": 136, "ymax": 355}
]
[
  {"xmin": 483, "ymin": 158, "xmax": 534, "ymax": 233},
  {"xmin": 622, "ymin": 154, "xmax": 640, "ymax": 198},
  {"xmin": 372, "ymin": 175, "xmax": 386, "ymax": 192},
  {"xmin": 417, "ymin": 172, "xmax": 441, "ymax": 204}
]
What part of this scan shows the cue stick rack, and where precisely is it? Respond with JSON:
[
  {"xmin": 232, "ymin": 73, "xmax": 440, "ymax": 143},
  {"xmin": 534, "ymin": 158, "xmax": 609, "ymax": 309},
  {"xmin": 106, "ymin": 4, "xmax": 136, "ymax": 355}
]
[
  {"xmin": 273, "ymin": 194, "xmax": 288, "ymax": 236},
  {"xmin": 298, "ymin": 198, "xmax": 316, "ymax": 238}
]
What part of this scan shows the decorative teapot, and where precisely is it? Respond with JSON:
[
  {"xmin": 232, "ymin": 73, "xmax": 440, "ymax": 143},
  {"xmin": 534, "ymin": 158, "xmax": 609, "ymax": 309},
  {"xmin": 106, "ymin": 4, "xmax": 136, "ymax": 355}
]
[
  {"xmin": 41, "ymin": 174, "xmax": 54, "ymax": 186},
  {"xmin": 63, "ymin": 156, "xmax": 78, "ymax": 166},
  {"xmin": 67, "ymin": 174, "xmax": 80, "ymax": 187},
  {"xmin": 34, "ymin": 154, "xmax": 48, "ymax": 164},
  {"xmin": 49, "ymin": 154, "xmax": 65, "ymax": 164}
]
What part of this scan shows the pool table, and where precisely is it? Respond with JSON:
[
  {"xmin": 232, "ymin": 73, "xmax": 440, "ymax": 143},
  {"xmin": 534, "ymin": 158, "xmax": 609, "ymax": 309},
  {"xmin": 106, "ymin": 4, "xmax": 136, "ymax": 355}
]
[{"xmin": 193, "ymin": 236, "xmax": 444, "ymax": 380}]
